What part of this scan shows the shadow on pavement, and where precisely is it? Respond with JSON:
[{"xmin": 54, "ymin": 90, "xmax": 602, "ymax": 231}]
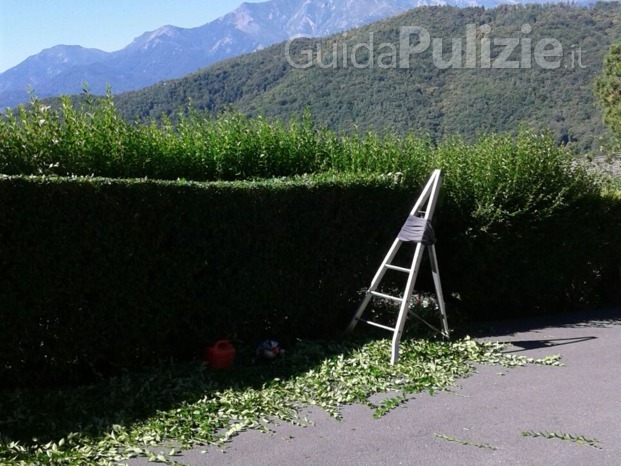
[
  {"xmin": 464, "ymin": 307, "xmax": 621, "ymax": 340},
  {"xmin": 502, "ymin": 336, "xmax": 597, "ymax": 353}
]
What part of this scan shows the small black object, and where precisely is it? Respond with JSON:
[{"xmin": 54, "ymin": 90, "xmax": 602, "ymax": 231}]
[{"xmin": 397, "ymin": 215, "xmax": 436, "ymax": 245}]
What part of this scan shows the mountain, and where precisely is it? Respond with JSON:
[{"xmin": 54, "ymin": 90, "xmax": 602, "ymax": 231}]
[
  {"xmin": 0, "ymin": 0, "xmax": 592, "ymax": 109},
  {"xmin": 0, "ymin": 45, "xmax": 111, "ymax": 108},
  {"xmin": 112, "ymin": 2, "xmax": 621, "ymax": 153}
]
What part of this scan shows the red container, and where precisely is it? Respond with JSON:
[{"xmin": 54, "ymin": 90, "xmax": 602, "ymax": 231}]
[{"xmin": 205, "ymin": 340, "xmax": 235, "ymax": 369}]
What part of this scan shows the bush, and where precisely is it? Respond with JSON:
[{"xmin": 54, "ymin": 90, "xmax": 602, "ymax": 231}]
[
  {"xmin": 430, "ymin": 131, "xmax": 619, "ymax": 317},
  {"xmin": 1, "ymin": 99, "xmax": 619, "ymax": 388},
  {"xmin": 0, "ymin": 95, "xmax": 333, "ymax": 180},
  {"xmin": 0, "ymin": 175, "xmax": 417, "ymax": 387},
  {"xmin": 0, "ymin": 93, "xmax": 444, "ymax": 185}
]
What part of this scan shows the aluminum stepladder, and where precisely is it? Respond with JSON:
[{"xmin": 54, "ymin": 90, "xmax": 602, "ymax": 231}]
[{"xmin": 345, "ymin": 169, "xmax": 449, "ymax": 364}]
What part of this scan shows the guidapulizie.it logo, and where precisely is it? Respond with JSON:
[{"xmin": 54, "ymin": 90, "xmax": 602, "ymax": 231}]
[{"xmin": 285, "ymin": 24, "xmax": 586, "ymax": 71}]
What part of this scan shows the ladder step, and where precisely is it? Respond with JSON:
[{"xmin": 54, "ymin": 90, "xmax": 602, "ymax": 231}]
[
  {"xmin": 370, "ymin": 291, "xmax": 404, "ymax": 303},
  {"xmin": 359, "ymin": 319, "xmax": 396, "ymax": 332},
  {"xmin": 385, "ymin": 264, "xmax": 410, "ymax": 273}
]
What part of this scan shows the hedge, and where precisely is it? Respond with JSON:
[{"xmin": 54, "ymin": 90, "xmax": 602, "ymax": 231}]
[
  {"xmin": 1, "ymin": 99, "xmax": 619, "ymax": 387},
  {"xmin": 0, "ymin": 175, "xmax": 412, "ymax": 387},
  {"xmin": 1, "ymin": 172, "xmax": 619, "ymax": 388}
]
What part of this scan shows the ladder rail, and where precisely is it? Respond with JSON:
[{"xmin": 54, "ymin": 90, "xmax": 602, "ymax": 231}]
[
  {"xmin": 390, "ymin": 242, "xmax": 425, "ymax": 364},
  {"xmin": 429, "ymin": 244, "xmax": 450, "ymax": 337},
  {"xmin": 408, "ymin": 169, "xmax": 442, "ymax": 219}
]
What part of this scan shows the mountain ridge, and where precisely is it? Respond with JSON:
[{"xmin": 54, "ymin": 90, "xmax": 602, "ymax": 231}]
[
  {"xmin": 111, "ymin": 2, "xmax": 621, "ymax": 153},
  {"xmin": 0, "ymin": 0, "xmax": 593, "ymax": 109}
]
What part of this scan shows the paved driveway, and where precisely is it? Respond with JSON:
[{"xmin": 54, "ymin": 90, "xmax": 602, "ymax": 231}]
[{"xmin": 131, "ymin": 307, "xmax": 621, "ymax": 465}]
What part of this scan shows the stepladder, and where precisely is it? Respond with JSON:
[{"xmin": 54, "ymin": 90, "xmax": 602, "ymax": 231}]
[{"xmin": 345, "ymin": 169, "xmax": 449, "ymax": 365}]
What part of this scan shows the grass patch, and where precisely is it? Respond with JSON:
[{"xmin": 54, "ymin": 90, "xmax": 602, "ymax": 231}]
[
  {"xmin": 433, "ymin": 433, "xmax": 498, "ymax": 450},
  {"xmin": 0, "ymin": 336, "xmax": 561, "ymax": 465},
  {"xmin": 521, "ymin": 430, "xmax": 602, "ymax": 449}
]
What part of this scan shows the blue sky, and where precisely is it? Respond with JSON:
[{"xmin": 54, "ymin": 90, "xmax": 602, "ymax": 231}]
[{"xmin": 0, "ymin": 1, "xmax": 265, "ymax": 73}]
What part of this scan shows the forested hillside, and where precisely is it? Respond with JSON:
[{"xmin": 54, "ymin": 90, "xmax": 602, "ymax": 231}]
[{"xmin": 113, "ymin": 2, "xmax": 621, "ymax": 153}]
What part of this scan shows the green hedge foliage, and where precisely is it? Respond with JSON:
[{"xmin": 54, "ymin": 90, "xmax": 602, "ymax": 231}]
[
  {"xmin": 1, "ymin": 172, "xmax": 618, "ymax": 388},
  {"xmin": 0, "ymin": 176, "xmax": 415, "ymax": 387},
  {"xmin": 0, "ymin": 98, "xmax": 619, "ymax": 388},
  {"xmin": 1, "ymin": 93, "xmax": 435, "ymax": 182}
]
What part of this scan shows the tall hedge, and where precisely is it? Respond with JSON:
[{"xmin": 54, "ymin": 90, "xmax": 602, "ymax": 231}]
[
  {"xmin": 1, "ymin": 100, "xmax": 619, "ymax": 387},
  {"xmin": 0, "ymin": 176, "xmax": 413, "ymax": 387},
  {"xmin": 1, "ymin": 172, "xmax": 618, "ymax": 388}
]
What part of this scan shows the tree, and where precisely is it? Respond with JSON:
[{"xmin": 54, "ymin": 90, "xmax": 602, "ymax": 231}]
[{"xmin": 595, "ymin": 42, "xmax": 621, "ymax": 147}]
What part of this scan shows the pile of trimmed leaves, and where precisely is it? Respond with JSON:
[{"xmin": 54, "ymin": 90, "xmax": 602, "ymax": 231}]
[{"xmin": 0, "ymin": 337, "xmax": 560, "ymax": 465}]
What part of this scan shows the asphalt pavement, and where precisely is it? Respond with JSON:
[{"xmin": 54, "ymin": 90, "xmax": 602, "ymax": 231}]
[{"xmin": 129, "ymin": 307, "xmax": 621, "ymax": 465}]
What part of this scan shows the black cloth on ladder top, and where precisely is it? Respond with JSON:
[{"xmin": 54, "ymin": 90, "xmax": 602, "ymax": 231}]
[{"xmin": 397, "ymin": 215, "xmax": 436, "ymax": 245}]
